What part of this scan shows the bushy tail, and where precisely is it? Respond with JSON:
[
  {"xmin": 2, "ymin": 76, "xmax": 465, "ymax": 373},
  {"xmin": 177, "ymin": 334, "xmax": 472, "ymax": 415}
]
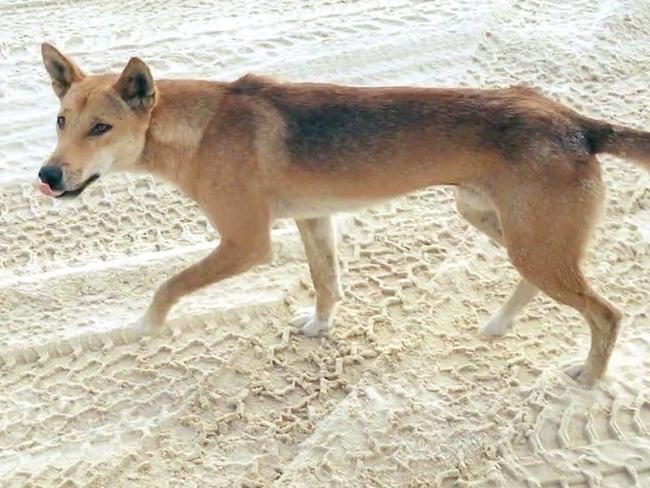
[{"xmin": 581, "ymin": 116, "xmax": 650, "ymax": 171}]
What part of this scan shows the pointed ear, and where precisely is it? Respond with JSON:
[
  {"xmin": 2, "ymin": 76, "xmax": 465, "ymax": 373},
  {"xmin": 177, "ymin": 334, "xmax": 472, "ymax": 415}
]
[
  {"xmin": 41, "ymin": 43, "xmax": 85, "ymax": 99},
  {"xmin": 114, "ymin": 57, "xmax": 156, "ymax": 112}
]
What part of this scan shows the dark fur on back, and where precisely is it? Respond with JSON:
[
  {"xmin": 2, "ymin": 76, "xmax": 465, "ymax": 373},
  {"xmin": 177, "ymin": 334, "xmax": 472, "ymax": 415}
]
[
  {"xmin": 230, "ymin": 76, "xmax": 595, "ymax": 168},
  {"xmin": 274, "ymin": 93, "xmax": 432, "ymax": 166}
]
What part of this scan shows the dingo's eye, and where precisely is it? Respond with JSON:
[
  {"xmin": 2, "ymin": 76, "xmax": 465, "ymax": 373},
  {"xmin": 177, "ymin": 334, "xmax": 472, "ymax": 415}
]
[
  {"xmin": 89, "ymin": 123, "xmax": 112, "ymax": 137},
  {"xmin": 57, "ymin": 116, "xmax": 65, "ymax": 129}
]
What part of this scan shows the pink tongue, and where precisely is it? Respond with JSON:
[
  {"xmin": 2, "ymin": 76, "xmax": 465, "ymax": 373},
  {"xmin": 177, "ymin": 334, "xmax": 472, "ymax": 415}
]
[{"xmin": 37, "ymin": 180, "xmax": 63, "ymax": 197}]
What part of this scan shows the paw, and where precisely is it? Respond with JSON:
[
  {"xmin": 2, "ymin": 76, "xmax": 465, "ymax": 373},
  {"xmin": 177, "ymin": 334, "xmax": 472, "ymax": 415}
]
[
  {"xmin": 289, "ymin": 309, "xmax": 313, "ymax": 328},
  {"xmin": 562, "ymin": 361, "xmax": 596, "ymax": 387},
  {"xmin": 132, "ymin": 314, "xmax": 161, "ymax": 337},
  {"xmin": 290, "ymin": 309, "xmax": 332, "ymax": 337},
  {"xmin": 479, "ymin": 314, "xmax": 513, "ymax": 337}
]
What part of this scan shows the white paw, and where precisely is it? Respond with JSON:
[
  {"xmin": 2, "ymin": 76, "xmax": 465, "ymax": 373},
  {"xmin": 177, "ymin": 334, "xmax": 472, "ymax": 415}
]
[
  {"xmin": 289, "ymin": 309, "xmax": 313, "ymax": 328},
  {"xmin": 562, "ymin": 361, "xmax": 596, "ymax": 387},
  {"xmin": 301, "ymin": 318, "xmax": 332, "ymax": 337},
  {"xmin": 479, "ymin": 314, "xmax": 513, "ymax": 337},
  {"xmin": 290, "ymin": 310, "xmax": 332, "ymax": 337},
  {"xmin": 132, "ymin": 314, "xmax": 160, "ymax": 337}
]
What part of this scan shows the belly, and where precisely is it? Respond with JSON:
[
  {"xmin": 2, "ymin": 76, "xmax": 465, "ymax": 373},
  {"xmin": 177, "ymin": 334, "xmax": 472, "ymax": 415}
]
[{"xmin": 273, "ymin": 195, "xmax": 386, "ymax": 220}]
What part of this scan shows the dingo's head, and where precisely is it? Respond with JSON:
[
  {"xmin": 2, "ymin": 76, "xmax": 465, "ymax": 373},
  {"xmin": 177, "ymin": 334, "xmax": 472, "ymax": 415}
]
[{"xmin": 38, "ymin": 43, "xmax": 156, "ymax": 198}]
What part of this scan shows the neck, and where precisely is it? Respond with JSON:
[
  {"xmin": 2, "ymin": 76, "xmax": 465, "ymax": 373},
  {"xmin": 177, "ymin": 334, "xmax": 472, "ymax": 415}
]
[{"xmin": 136, "ymin": 79, "xmax": 227, "ymax": 188}]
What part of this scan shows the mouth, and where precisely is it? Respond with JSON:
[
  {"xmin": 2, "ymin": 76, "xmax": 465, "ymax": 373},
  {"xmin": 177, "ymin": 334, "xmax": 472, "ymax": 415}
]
[{"xmin": 37, "ymin": 174, "xmax": 100, "ymax": 199}]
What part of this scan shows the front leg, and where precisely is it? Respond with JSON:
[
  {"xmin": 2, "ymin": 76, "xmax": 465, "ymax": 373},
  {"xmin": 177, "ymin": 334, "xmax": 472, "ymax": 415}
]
[
  {"xmin": 137, "ymin": 235, "xmax": 272, "ymax": 334},
  {"xmin": 291, "ymin": 216, "xmax": 343, "ymax": 337}
]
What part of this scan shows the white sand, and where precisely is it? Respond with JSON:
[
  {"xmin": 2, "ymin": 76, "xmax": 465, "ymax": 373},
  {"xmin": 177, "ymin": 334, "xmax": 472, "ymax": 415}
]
[{"xmin": 0, "ymin": 0, "xmax": 649, "ymax": 486}]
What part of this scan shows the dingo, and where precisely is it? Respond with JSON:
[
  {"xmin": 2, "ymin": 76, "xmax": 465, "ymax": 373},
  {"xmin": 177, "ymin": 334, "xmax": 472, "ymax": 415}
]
[{"xmin": 38, "ymin": 43, "xmax": 649, "ymax": 386}]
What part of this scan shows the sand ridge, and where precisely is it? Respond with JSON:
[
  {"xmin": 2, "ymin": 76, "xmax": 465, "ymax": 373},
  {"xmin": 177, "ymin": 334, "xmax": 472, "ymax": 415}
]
[{"xmin": 0, "ymin": 0, "xmax": 649, "ymax": 486}]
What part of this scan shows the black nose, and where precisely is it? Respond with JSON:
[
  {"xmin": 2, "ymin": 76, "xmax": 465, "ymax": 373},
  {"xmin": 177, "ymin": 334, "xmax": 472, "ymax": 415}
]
[{"xmin": 38, "ymin": 165, "xmax": 63, "ymax": 189}]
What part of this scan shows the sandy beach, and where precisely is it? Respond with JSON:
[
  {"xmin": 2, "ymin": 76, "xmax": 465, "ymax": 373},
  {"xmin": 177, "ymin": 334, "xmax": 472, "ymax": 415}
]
[{"xmin": 0, "ymin": 0, "xmax": 649, "ymax": 486}]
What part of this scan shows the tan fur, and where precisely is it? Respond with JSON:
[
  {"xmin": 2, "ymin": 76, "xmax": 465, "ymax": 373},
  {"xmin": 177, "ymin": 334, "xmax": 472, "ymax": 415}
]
[{"xmin": 40, "ymin": 44, "xmax": 650, "ymax": 386}]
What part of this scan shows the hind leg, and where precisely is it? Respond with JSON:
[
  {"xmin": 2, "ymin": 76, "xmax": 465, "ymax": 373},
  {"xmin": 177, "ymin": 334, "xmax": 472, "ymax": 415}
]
[
  {"xmin": 517, "ymin": 265, "xmax": 620, "ymax": 385},
  {"xmin": 494, "ymin": 168, "xmax": 622, "ymax": 385},
  {"xmin": 456, "ymin": 187, "xmax": 538, "ymax": 336}
]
